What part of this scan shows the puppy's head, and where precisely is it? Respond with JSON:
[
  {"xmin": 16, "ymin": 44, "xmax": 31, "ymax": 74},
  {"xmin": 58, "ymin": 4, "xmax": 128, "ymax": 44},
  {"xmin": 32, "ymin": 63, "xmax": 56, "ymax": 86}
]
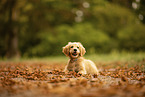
[{"xmin": 62, "ymin": 42, "xmax": 86, "ymax": 59}]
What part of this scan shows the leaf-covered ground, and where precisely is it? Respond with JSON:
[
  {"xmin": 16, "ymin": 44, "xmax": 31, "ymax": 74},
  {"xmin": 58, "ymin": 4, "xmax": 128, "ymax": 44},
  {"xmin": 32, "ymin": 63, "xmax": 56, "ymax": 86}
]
[{"xmin": 0, "ymin": 60, "xmax": 145, "ymax": 97}]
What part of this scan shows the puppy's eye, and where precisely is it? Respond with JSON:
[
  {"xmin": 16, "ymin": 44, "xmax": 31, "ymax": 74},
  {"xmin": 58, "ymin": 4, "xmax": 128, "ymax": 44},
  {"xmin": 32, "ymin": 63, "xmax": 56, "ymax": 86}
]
[
  {"xmin": 71, "ymin": 46, "xmax": 73, "ymax": 48},
  {"xmin": 77, "ymin": 47, "xmax": 79, "ymax": 49}
]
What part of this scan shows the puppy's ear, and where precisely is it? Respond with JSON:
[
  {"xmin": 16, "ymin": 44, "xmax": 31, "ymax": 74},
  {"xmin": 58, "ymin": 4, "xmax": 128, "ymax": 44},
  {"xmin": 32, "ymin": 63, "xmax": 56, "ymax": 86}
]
[
  {"xmin": 78, "ymin": 42, "xmax": 86, "ymax": 56},
  {"xmin": 62, "ymin": 43, "xmax": 70, "ymax": 56}
]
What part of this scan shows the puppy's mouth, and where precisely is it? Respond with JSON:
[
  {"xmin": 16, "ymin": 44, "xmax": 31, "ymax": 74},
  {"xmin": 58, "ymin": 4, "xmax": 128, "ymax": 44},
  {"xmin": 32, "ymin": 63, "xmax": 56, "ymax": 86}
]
[{"xmin": 72, "ymin": 52, "xmax": 78, "ymax": 56}]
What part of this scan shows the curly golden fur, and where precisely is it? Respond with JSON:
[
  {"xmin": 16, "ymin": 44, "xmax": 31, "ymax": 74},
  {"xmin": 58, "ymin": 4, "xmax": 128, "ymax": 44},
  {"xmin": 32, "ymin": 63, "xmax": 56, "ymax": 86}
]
[{"xmin": 62, "ymin": 42, "xmax": 99, "ymax": 75}]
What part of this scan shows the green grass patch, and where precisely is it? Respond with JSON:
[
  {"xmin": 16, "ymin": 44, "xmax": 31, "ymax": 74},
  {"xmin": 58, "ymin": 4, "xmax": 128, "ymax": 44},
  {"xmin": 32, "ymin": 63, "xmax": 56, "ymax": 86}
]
[
  {"xmin": 86, "ymin": 52, "xmax": 145, "ymax": 62},
  {"xmin": 1, "ymin": 52, "xmax": 145, "ymax": 63}
]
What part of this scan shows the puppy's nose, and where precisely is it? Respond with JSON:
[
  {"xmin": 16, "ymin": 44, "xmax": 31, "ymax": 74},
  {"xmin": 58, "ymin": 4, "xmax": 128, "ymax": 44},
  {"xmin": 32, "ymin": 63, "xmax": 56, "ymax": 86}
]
[{"xmin": 74, "ymin": 49, "xmax": 77, "ymax": 51}]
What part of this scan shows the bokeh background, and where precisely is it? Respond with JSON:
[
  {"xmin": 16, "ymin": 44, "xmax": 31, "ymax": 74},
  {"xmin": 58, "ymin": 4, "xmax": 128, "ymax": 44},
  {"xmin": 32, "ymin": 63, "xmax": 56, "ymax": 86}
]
[{"xmin": 0, "ymin": 0, "xmax": 145, "ymax": 58}]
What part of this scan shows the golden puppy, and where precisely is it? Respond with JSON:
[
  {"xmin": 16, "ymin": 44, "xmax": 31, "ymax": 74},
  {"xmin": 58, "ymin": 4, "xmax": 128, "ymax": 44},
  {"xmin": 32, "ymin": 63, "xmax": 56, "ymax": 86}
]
[{"xmin": 62, "ymin": 42, "xmax": 99, "ymax": 75}]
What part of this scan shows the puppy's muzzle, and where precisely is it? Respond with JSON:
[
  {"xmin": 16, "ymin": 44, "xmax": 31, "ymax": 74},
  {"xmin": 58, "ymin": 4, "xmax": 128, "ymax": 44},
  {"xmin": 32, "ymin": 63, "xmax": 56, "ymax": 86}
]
[{"xmin": 72, "ymin": 49, "xmax": 78, "ymax": 56}]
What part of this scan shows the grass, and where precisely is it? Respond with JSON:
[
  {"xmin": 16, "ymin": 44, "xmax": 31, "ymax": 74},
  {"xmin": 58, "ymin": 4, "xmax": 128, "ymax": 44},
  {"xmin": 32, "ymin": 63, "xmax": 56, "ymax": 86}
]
[
  {"xmin": 1, "ymin": 52, "xmax": 145, "ymax": 62},
  {"xmin": 86, "ymin": 52, "xmax": 145, "ymax": 62},
  {"xmin": 1, "ymin": 52, "xmax": 145, "ymax": 67}
]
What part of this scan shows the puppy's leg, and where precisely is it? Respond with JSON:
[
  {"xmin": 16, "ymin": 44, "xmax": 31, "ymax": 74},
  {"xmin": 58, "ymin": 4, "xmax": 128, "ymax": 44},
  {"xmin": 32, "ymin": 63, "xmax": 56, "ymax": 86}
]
[
  {"xmin": 65, "ymin": 62, "xmax": 75, "ymax": 72},
  {"xmin": 64, "ymin": 65, "xmax": 68, "ymax": 72},
  {"xmin": 78, "ymin": 70, "xmax": 87, "ymax": 74},
  {"xmin": 64, "ymin": 65, "xmax": 74, "ymax": 72},
  {"xmin": 76, "ymin": 63, "xmax": 87, "ymax": 74}
]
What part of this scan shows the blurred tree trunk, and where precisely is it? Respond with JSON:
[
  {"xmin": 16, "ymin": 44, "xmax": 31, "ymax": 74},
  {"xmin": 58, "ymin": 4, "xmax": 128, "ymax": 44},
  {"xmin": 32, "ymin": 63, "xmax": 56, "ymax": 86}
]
[{"xmin": 6, "ymin": 0, "xmax": 20, "ymax": 58}]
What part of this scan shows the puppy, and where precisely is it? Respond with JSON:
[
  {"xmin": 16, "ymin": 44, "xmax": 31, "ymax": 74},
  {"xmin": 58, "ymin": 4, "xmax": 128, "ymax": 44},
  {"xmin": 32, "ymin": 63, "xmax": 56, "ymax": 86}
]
[{"xmin": 62, "ymin": 42, "xmax": 99, "ymax": 75}]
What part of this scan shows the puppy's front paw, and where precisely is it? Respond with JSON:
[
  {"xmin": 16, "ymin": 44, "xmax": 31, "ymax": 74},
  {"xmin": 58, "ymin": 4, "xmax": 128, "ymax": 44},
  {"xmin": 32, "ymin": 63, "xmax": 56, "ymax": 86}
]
[{"xmin": 78, "ymin": 70, "xmax": 87, "ymax": 75}]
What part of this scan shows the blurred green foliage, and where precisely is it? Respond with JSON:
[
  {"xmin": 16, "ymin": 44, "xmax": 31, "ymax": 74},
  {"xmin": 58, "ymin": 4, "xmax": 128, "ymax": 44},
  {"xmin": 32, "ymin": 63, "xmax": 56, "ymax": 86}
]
[
  {"xmin": 118, "ymin": 24, "xmax": 145, "ymax": 51},
  {"xmin": 0, "ymin": 0, "xmax": 145, "ymax": 57}
]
